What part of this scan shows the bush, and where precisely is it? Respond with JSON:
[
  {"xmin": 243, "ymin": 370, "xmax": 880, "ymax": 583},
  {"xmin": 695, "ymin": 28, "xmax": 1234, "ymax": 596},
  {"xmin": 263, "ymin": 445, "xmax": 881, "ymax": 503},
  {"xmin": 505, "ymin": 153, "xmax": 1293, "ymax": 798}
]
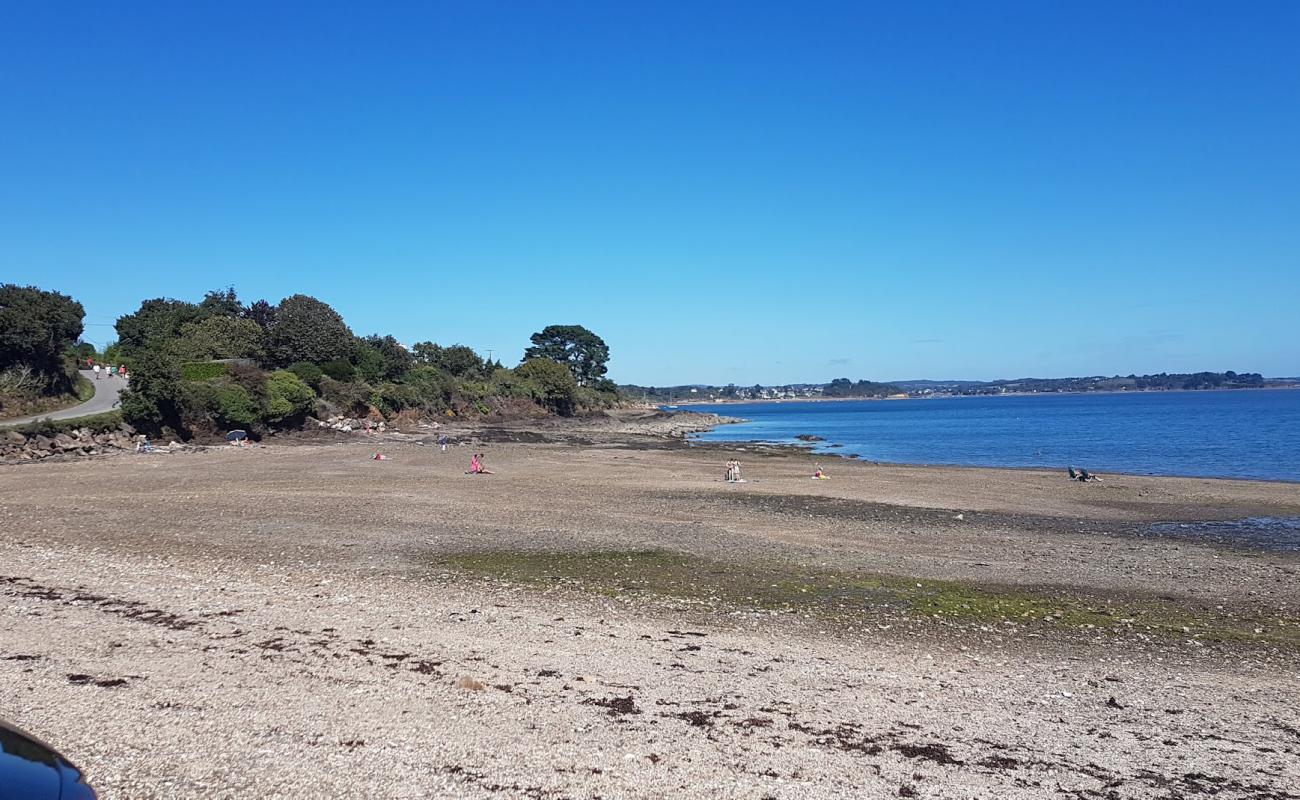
[
  {"xmin": 371, "ymin": 381, "xmax": 421, "ymax": 416},
  {"xmin": 11, "ymin": 410, "xmax": 124, "ymax": 438},
  {"xmin": 318, "ymin": 377, "xmax": 371, "ymax": 414},
  {"xmin": 180, "ymin": 361, "xmax": 230, "ymax": 382},
  {"xmin": 265, "ymin": 370, "xmax": 315, "ymax": 423},
  {"xmin": 226, "ymin": 363, "xmax": 269, "ymax": 404},
  {"xmin": 177, "ymin": 382, "xmax": 258, "ymax": 430},
  {"xmin": 319, "ymin": 359, "xmax": 356, "ymax": 382},
  {"xmin": 286, "ymin": 361, "xmax": 324, "ymax": 389},
  {"xmin": 515, "ymin": 358, "xmax": 578, "ymax": 416},
  {"xmin": 214, "ymin": 384, "xmax": 260, "ymax": 428}
]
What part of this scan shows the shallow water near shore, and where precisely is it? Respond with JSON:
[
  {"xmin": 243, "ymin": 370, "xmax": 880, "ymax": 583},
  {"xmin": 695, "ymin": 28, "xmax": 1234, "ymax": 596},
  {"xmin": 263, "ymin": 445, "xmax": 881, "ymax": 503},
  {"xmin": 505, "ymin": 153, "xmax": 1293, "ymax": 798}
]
[
  {"xmin": 1150, "ymin": 516, "xmax": 1300, "ymax": 552},
  {"xmin": 682, "ymin": 389, "xmax": 1300, "ymax": 482}
]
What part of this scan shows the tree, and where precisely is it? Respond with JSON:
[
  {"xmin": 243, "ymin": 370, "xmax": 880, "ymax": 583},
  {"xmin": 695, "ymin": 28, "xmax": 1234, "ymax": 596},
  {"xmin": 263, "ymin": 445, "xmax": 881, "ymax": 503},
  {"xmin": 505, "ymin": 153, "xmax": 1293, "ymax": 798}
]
[
  {"xmin": 173, "ymin": 316, "xmax": 266, "ymax": 362},
  {"xmin": 516, "ymin": 357, "xmax": 579, "ymax": 416},
  {"xmin": 356, "ymin": 334, "xmax": 413, "ymax": 382},
  {"xmin": 116, "ymin": 298, "xmax": 205, "ymax": 353},
  {"xmin": 199, "ymin": 286, "xmax": 245, "ymax": 318},
  {"xmin": 245, "ymin": 299, "xmax": 278, "ymax": 330},
  {"xmin": 522, "ymin": 324, "xmax": 609, "ymax": 386},
  {"xmin": 265, "ymin": 294, "xmax": 354, "ymax": 367},
  {"xmin": 0, "ymin": 284, "xmax": 85, "ymax": 383},
  {"xmin": 412, "ymin": 342, "xmax": 486, "ymax": 378},
  {"xmin": 119, "ymin": 346, "xmax": 182, "ymax": 426}
]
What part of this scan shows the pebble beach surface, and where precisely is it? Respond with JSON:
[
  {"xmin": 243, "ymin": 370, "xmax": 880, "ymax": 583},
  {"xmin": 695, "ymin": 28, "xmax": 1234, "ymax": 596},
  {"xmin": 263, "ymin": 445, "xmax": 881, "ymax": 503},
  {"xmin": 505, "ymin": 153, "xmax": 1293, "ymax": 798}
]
[{"xmin": 2, "ymin": 415, "xmax": 1299, "ymax": 798}]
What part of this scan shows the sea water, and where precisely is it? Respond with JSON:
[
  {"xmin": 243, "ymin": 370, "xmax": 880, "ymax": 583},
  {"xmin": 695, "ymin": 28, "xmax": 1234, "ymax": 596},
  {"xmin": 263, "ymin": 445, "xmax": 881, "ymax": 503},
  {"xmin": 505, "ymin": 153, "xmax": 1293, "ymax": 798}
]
[{"xmin": 681, "ymin": 389, "xmax": 1300, "ymax": 483}]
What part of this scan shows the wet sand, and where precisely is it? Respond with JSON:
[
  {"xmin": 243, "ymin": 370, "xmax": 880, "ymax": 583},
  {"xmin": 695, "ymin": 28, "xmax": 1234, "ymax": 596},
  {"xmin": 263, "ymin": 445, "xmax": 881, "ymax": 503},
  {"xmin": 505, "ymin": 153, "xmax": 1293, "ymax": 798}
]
[{"xmin": 2, "ymin": 428, "xmax": 1298, "ymax": 798}]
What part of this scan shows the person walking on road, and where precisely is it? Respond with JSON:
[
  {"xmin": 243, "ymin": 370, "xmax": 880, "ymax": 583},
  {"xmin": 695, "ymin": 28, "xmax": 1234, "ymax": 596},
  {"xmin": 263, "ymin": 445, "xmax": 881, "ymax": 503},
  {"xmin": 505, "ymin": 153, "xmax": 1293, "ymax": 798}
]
[{"xmin": 93, "ymin": 364, "xmax": 101, "ymax": 380}]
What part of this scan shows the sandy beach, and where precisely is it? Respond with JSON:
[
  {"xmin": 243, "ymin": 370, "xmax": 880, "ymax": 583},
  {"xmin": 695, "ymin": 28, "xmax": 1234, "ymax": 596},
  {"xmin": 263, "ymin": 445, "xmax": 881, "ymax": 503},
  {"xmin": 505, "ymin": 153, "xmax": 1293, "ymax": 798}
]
[{"xmin": 2, "ymin": 418, "xmax": 1299, "ymax": 798}]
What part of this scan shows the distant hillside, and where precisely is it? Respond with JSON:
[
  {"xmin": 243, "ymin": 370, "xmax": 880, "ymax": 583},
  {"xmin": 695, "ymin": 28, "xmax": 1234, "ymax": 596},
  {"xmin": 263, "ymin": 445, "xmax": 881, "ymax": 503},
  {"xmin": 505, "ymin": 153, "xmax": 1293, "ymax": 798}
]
[
  {"xmin": 894, "ymin": 371, "xmax": 1283, "ymax": 395},
  {"xmin": 621, "ymin": 371, "xmax": 1294, "ymax": 403}
]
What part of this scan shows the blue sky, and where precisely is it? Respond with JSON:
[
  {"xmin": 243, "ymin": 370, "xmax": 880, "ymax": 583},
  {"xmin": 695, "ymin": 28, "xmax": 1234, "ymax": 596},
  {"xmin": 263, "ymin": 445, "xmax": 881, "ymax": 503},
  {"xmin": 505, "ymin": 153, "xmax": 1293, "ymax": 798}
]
[{"xmin": 2, "ymin": 2, "xmax": 1297, "ymax": 384}]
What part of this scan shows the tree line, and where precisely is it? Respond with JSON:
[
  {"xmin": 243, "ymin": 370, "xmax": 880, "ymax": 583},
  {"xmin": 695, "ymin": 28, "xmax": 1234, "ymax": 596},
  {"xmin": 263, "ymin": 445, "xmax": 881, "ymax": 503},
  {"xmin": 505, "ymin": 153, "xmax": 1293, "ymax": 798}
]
[{"xmin": 0, "ymin": 283, "xmax": 615, "ymax": 436}]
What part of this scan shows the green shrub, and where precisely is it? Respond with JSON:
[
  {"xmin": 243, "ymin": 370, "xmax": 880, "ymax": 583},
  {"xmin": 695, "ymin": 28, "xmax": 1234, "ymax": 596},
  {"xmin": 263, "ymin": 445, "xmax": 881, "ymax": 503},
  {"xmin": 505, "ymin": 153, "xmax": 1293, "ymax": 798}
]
[
  {"xmin": 515, "ymin": 358, "xmax": 578, "ymax": 416},
  {"xmin": 11, "ymin": 410, "xmax": 124, "ymax": 437},
  {"xmin": 319, "ymin": 359, "xmax": 356, "ymax": 382},
  {"xmin": 180, "ymin": 361, "xmax": 230, "ymax": 382},
  {"xmin": 265, "ymin": 370, "xmax": 315, "ymax": 423},
  {"xmin": 371, "ymin": 381, "xmax": 420, "ymax": 415},
  {"xmin": 214, "ymin": 384, "xmax": 260, "ymax": 428},
  {"xmin": 319, "ymin": 376, "xmax": 371, "ymax": 414},
  {"xmin": 286, "ymin": 361, "xmax": 324, "ymax": 389},
  {"xmin": 226, "ymin": 363, "xmax": 269, "ymax": 404},
  {"xmin": 179, "ymin": 382, "xmax": 259, "ymax": 429}
]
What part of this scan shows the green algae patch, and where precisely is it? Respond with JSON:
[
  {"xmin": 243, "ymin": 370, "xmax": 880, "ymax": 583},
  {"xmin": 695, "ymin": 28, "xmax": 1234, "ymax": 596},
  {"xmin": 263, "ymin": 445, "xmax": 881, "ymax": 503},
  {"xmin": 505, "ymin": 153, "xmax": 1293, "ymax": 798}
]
[{"xmin": 440, "ymin": 549, "xmax": 1300, "ymax": 648}]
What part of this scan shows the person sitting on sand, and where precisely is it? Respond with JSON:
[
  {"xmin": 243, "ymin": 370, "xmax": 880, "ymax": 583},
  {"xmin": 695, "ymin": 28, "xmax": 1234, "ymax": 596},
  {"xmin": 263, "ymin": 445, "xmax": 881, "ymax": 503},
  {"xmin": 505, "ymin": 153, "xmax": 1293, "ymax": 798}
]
[
  {"xmin": 467, "ymin": 453, "xmax": 494, "ymax": 475},
  {"xmin": 812, "ymin": 465, "xmax": 828, "ymax": 480}
]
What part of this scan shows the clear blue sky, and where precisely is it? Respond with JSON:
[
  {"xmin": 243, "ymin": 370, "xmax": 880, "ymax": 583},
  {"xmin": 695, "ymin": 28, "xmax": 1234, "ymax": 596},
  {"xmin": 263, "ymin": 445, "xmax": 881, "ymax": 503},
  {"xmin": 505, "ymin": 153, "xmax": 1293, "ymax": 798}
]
[{"xmin": 3, "ymin": 2, "xmax": 1297, "ymax": 384}]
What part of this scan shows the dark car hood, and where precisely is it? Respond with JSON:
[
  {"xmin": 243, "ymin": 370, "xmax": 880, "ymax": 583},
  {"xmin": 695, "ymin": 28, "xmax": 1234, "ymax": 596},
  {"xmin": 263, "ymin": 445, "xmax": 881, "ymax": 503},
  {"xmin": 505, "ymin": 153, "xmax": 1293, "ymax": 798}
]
[{"xmin": 0, "ymin": 718, "xmax": 96, "ymax": 800}]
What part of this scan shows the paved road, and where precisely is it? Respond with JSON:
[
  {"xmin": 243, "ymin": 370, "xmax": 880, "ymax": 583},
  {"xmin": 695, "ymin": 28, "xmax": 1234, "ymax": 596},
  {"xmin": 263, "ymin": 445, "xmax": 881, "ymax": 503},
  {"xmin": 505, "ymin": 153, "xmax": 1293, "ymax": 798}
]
[{"xmin": 0, "ymin": 370, "xmax": 127, "ymax": 427}]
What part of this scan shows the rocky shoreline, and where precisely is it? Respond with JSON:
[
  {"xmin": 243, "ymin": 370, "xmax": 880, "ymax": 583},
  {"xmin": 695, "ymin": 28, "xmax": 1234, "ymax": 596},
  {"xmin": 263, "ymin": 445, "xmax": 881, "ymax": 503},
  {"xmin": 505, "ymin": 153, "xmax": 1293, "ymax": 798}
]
[{"xmin": 2, "ymin": 424, "xmax": 142, "ymax": 462}]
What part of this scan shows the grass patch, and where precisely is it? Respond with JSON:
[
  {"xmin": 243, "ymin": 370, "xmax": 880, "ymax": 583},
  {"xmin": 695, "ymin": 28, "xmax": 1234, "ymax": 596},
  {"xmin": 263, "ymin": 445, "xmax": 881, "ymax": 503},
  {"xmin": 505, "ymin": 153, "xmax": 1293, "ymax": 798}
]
[
  {"xmin": 10, "ymin": 410, "xmax": 125, "ymax": 437},
  {"xmin": 74, "ymin": 373, "xmax": 95, "ymax": 401},
  {"xmin": 442, "ymin": 549, "xmax": 1300, "ymax": 647}
]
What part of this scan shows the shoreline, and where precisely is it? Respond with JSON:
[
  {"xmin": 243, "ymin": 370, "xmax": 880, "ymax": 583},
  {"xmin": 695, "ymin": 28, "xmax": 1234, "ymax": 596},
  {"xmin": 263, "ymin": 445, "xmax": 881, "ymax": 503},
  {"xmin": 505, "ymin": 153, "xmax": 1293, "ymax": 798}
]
[
  {"xmin": 671, "ymin": 401, "xmax": 1300, "ymax": 485},
  {"xmin": 686, "ymin": 433, "xmax": 1300, "ymax": 487}
]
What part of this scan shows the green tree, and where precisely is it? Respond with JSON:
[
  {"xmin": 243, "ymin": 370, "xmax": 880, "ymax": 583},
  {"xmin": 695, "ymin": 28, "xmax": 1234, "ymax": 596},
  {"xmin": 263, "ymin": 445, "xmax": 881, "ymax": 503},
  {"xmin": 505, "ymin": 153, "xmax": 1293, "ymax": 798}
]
[
  {"xmin": 199, "ymin": 286, "xmax": 245, "ymax": 318},
  {"xmin": 174, "ymin": 316, "xmax": 266, "ymax": 362},
  {"xmin": 356, "ymin": 334, "xmax": 413, "ymax": 382},
  {"xmin": 353, "ymin": 342, "xmax": 387, "ymax": 384},
  {"xmin": 119, "ymin": 347, "xmax": 182, "ymax": 426},
  {"xmin": 523, "ymin": 325, "xmax": 610, "ymax": 386},
  {"xmin": 115, "ymin": 298, "xmax": 205, "ymax": 353},
  {"xmin": 516, "ymin": 357, "xmax": 579, "ymax": 416},
  {"xmin": 0, "ymin": 284, "xmax": 85, "ymax": 386},
  {"xmin": 412, "ymin": 342, "xmax": 485, "ymax": 377},
  {"xmin": 265, "ymin": 294, "xmax": 354, "ymax": 367},
  {"xmin": 245, "ymin": 299, "xmax": 278, "ymax": 330},
  {"xmin": 286, "ymin": 361, "xmax": 324, "ymax": 389}
]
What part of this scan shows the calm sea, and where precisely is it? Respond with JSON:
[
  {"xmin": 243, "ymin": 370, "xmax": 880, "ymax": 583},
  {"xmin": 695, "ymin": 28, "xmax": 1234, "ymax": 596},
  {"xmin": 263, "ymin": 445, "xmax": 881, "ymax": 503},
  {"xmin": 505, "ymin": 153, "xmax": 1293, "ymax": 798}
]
[{"xmin": 680, "ymin": 389, "xmax": 1300, "ymax": 483}]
